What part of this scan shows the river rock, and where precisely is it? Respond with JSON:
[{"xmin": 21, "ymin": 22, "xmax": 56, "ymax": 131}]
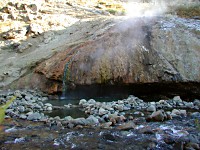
[
  {"xmin": 99, "ymin": 107, "xmax": 108, "ymax": 116},
  {"xmin": 147, "ymin": 105, "xmax": 156, "ymax": 112},
  {"xmin": 46, "ymin": 107, "xmax": 53, "ymax": 111},
  {"xmin": 100, "ymin": 122, "xmax": 112, "ymax": 128},
  {"xmin": 17, "ymin": 106, "xmax": 25, "ymax": 113},
  {"xmin": 19, "ymin": 114, "xmax": 27, "ymax": 119},
  {"xmin": 116, "ymin": 121, "xmax": 136, "ymax": 130},
  {"xmin": 193, "ymin": 99, "xmax": 200, "ymax": 108},
  {"xmin": 27, "ymin": 112, "xmax": 42, "ymax": 121},
  {"xmin": 72, "ymin": 118, "xmax": 87, "ymax": 126},
  {"xmin": 45, "ymin": 103, "xmax": 52, "ymax": 107},
  {"xmin": 146, "ymin": 110, "xmax": 166, "ymax": 122},
  {"xmin": 79, "ymin": 99, "xmax": 87, "ymax": 106},
  {"xmin": 86, "ymin": 115, "xmax": 99, "ymax": 125},
  {"xmin": 173, "ymin": 96, "xmax": 182, "ymax": 103}
]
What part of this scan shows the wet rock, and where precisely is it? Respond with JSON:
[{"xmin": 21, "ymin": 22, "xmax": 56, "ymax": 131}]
[
  {"xmin": 99, "ymin": 107, "xmax": 108, "ymax": 116},
  {"xmin": 173, "ymin": 96, "xmax": 182, "ymax": 103},
  {"xmin": 191, "ymin": 112, "xmax": 200, "ymax": 118},
  {"xmin": 17, "ymin": 106, "xmax": 25, "ymax": 113},
  {"xmin": 185, "ymin": 142, "xmax": 200, "ymax": 150},
  {"xmin": 146, "ymin": 110, "xmax": 166, "ymax": 122},
  {"xmin": 86, "ymin": 115, "xmax": 99, "ymax": 125},
  {"xmin": 147, "ymin": 104, "xmax": 156, "ymax": 112},
  {"xmin": 72, "ymin": 118, "xmax": 87, "ymax": 126},
  {"xmin": 19, "ymin": 114, "xmax": 27, "ymax": 119},
  {"xmin": 45, "ymin": 103, "xmax": 52, "ymax": 107},
  {"xmin": 79, "ymin": 99, "xmax": 87, "ymax": 106},
  {"xmin": 138, "ymin": 127, "xmax": 154, "ymax": 134},
  {"xmin": 27, "ymin": 112, "xmax": 42, "ymax": 121},
  {"xmin": 100, "ymin": 122, "xmax": 112, "ymax": 128},
  {"xmin": 193, "ymin": 99, "xmax": 200, "ymax": 108},
  {"xmin": 188, "ymin": 134, "xmax": 199, "ymax": 144},
  {"xmin": 116, "ymin": 121, "xmax": 136, "ymax": 130},
  {"xmin": 46, "ymin": 107, "xmax": 53, "ymax": 111}
]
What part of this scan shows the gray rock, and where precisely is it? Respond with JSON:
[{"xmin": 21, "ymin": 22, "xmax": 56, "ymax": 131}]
[
  {"xmin": 17, "ymin": 106, "xmax": 25, "ymax": 113},
  {"xmin": 45, "ymin": 103, "xmax": 52, "ymax": 107},
  {"xmin": 72, "ymin": 118, "xmax": 87, "ymax": 126},
  {"xmin": 100, "ymin": 122, "xmax": 112, "ymax": 128},
  {"xmin": 42, "ymin": 97, "xmax": 48, "ymax": 101},
  {"xmin": 116, "ymin": 121, "xmax": 136, "ymax": 130},
  {"xmin": 99, "ymin": 107, "xmax": 108, "ymax": 116},
  {"xmin": 64, "ymin": 116, "xmax": 73, "ymax": 121},
  {"xmin": 86, "ymin": 115, "xmax": 99, "ymax": 125},
  {"xmin": 19, "ymin": 114, "xmax": 27, "ymax": 119},
  {"xmin": 191, "ymin": 112, "xmax": 200, "ymax": 118},
  {"xmin": 173, "ymin": 96, "xmax": 182, "ymax": 102},
  {"xmin": 185, "ymin": 102, "xmax": 194, "ymax": 108},
  {"xmin": 149, "ymin": 110, "xmax": 165, "ymax": 122},
  {"xmin": 117, "ymin": 105, "xmax": 124, "ymax": 111},
  {"xmin": 193, "ymin": 99, "xmax": 200, "ymax": 108},
  {"xmin": 88, "ymin": 99, "xmax": 96, "ymax": 104},
  {"xmin": 46, "ymin": 107, "xmax": 53, "ymax": 111},
  {"xmin": 27, "ymin": 112, "xmax": 42, "ymax": 121},
  {"xmin": 25, "ymin": 95, "xmax": 32, "ymax": 101},
  {"xmin": 147, "ymin": 105, "xmax": 156, "ymax": 112},
  {"xmin": 79, "ymin": 99, "xmax": 87, "ymax": 106}
]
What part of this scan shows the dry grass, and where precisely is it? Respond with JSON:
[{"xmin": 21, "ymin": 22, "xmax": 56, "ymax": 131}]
[{"xmin": 174, "ymin": 5, "xmax": 200, "ymax": 19}]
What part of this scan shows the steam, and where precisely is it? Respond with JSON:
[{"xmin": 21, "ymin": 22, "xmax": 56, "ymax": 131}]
[{"xmin": 124, "ymin": 0, "xmax": 168, "ymax": 17}]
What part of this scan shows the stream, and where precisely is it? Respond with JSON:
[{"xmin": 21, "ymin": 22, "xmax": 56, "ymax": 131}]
[{"xmin": 0, "ymin": 83, "xmax": 199, "ymax": 150}]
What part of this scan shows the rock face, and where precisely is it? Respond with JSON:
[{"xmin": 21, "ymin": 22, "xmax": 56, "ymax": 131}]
[
  {"xmin": 33, "ymin": 17, "xmax": 200, "ymax": 93},
  {"xmin": 1, "ymin": 2, "xmax": 199, "ymax": 94}
]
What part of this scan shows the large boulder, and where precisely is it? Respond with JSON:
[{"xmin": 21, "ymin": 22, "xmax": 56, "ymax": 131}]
[{"xmin": 3, "ymin": 16, "xmax": 200, "ymax": 93}]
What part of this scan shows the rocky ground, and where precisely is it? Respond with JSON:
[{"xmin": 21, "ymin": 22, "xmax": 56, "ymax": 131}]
[
  {"xmin": 0, "ymin": 1, "xmax": 200, "ymax": 149},
  {"xmin": 0, "ymin": 90, "xmax": 200, "ymax": 149}
]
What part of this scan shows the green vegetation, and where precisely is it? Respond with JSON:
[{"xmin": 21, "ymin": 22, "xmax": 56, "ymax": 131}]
[{"xmin": 0, "ymin": 96, "xmax": 16, "ymax": 124}]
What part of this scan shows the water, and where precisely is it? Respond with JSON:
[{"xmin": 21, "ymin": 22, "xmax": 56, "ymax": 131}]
[{"xmin": 61, "ymin": 62, "xmax": 71, "ymax": 99}]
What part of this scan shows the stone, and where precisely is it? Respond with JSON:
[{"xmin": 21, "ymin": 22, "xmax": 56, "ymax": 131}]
[
  {"xmin": 99, "ymin": 107, "xmax": 108, "ymax": 116},
  {"xmin": 116, "ymin": 105, "xmax": 124, "ymax": 111},
  {"xmin": 27, "ymin": 112, "xmax": 42, "ymax": 121},
  {"xmin": 147, "ymin": 105, "xmax": 156, "ymax": 112},
  {"xmin": 191, "ymin": 112, "xmax": 200, "ymax": 118},
  {"xmin": 148, "ymin": 110, "xmax": 165, "ymax": 122},
  {"xmin": 173, "ymin": 96, "xmax": 182, "ymax": 102},
  {"xmin": 19, "ymin": 114, "xmax": 27, "ymax": 119},
  {"xmin": 185, "ymin": 102, "xmax": 194, "ymax": 108},
  {"xmin": 185, "ymin": 142, "xmax": 200, "ymax": 150},
  {"xmin": 45, "ymin": 103, "xmax": 52, "ymax": 107},
  {"xmin": 193, "ymin": 99, "xmax": 200, "ymax": 108},
  {"xmin": 72, "ymin": 118, "xmax": 87, "ymax": 126},
  {"xmin": 79, "ymin": 99, "xmax": 87, "ymax": 106},
  {"xmin": 88, "ymin": 99, "xmax": 96, "ymax": 104},
  {"xmin": 100, "ymin": 122, "xmax": 112, "ymax": 128},
  {"xmin": 17, "ymin": 106, "xmax": 25, "ymax": 113},
  {"xmin": 116, "ymin": 121, "xmax": 136, "ymax": 130},
  {"xmin": 86, "ymin": 115, "xmax": 99, "ymax": 125},
  {"xmin": 28, "ymin": 23, "xmax": 43, "ymax": 35},
  {"xmin": 25, "ymin": 95, "xmax": 32, "ymax": 101},
  {"xmin": 46, "ymin": 107, "xmax": 53, "ymax": 111},
  {"xmin": 64, "ymin": 116, "xmax": 73, "ymax": 121}
]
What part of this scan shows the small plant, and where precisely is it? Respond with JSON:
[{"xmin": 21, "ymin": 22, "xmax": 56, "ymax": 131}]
[{"xmin": 0, "ymin": 96, "xmax": 16, "ymax": 124}]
